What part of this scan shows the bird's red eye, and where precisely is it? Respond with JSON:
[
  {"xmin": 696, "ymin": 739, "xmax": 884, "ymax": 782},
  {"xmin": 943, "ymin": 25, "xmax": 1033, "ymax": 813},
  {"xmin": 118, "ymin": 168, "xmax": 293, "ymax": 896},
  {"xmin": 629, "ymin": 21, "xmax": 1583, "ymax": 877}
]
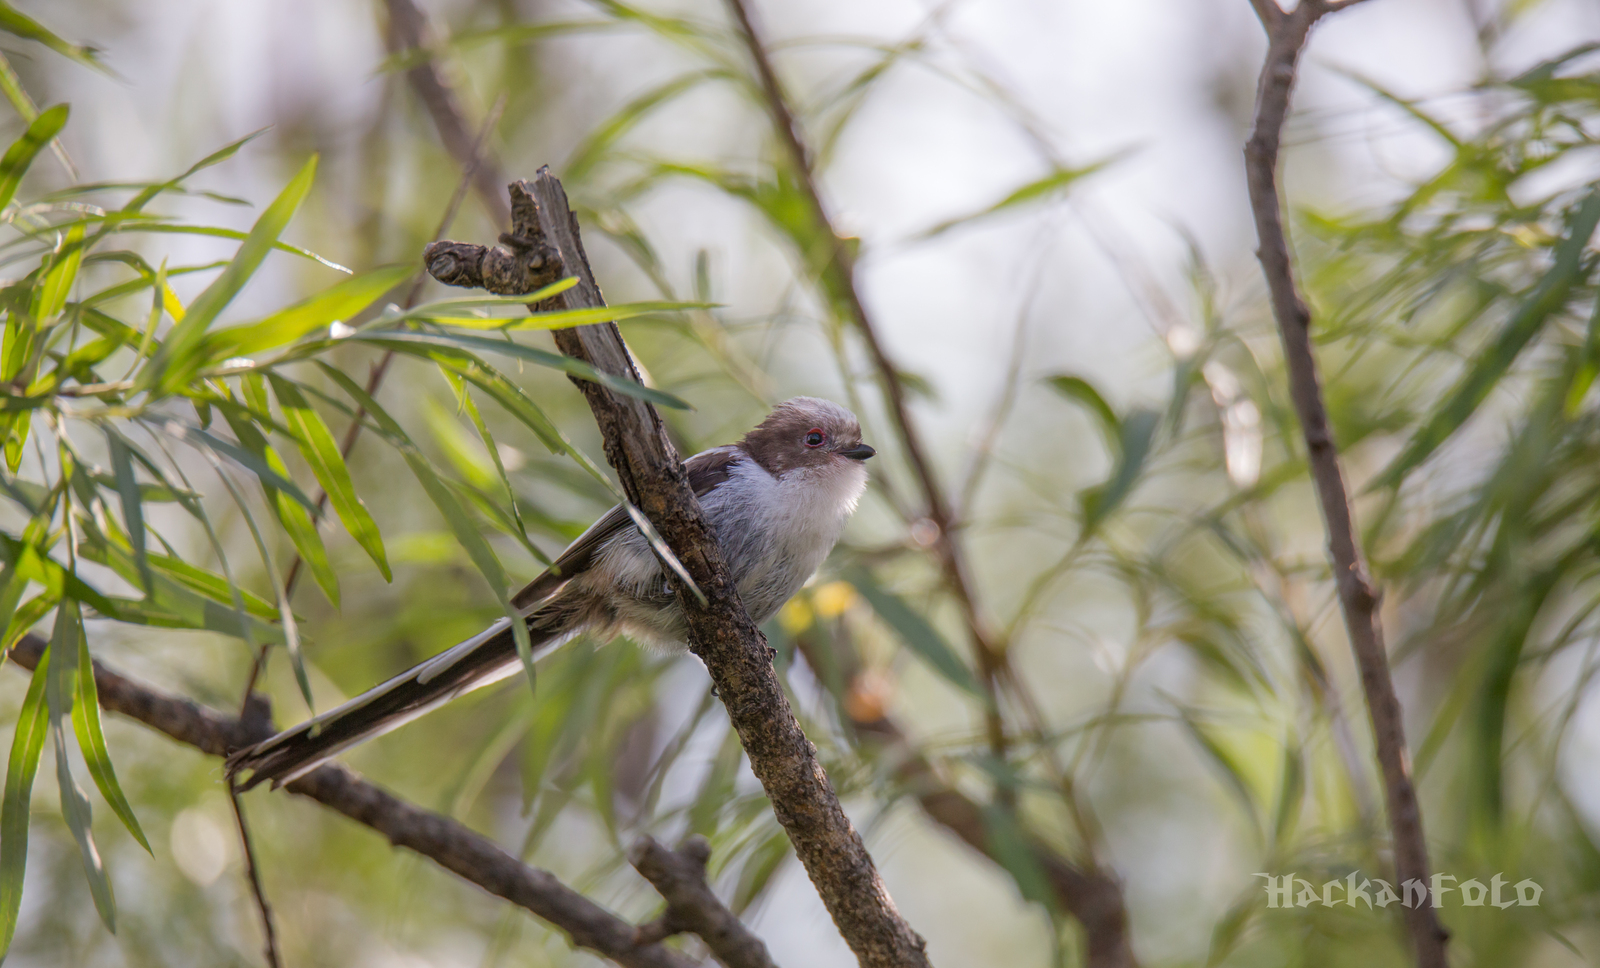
[{"xmin": 804, "ymin": 428, "xmax": 826, "ymax": 448}]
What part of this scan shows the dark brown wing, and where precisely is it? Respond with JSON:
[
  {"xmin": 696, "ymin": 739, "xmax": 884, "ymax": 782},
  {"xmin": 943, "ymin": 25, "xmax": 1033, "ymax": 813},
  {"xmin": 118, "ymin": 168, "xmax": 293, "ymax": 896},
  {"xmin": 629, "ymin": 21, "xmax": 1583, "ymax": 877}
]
[{"xmin": 509, "ymin": 444, "xmax": 748, "ymax": 610}]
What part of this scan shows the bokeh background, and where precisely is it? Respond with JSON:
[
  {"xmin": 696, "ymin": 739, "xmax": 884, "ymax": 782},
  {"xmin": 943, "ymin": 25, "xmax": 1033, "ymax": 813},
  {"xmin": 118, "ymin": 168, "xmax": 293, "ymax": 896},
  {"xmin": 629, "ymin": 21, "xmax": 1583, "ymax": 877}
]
[{"xmin": 4, "ymin": 0, "xmax": 1600, "ymax": 965}]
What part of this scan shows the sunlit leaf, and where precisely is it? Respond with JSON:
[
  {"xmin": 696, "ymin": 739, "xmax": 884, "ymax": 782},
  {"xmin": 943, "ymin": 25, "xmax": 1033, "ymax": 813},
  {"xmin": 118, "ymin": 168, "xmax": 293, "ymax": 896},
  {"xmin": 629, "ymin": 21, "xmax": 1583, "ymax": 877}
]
[
  {"xmin": 269, "ymin": 374, "xmax": 391, "ymax": 580},
  {"xmin": 359, "ymin": 330, "xmax": 692, "ymax": 409},
  {"xmin": 142, "ymin": 154, "xmax": 320, "ymax": 392},
  {"xmin": 0, "ymin": 102, "xmax": 66, "ymax": 212},
  {"xmin": 1045, "ymin": 374, "xmax": 1120, "ymax": 452},
  {"xmin": 203, "ymin": 264, "xmax": 411, "ymax": 360}
]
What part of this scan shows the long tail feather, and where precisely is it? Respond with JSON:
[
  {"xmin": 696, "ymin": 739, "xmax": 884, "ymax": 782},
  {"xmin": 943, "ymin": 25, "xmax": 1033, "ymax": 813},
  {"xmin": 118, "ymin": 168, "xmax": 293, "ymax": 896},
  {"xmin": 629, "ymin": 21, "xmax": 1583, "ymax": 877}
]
[{"xmin": 228, "ymin": 615, "xmax": 569, "ymax": 790}]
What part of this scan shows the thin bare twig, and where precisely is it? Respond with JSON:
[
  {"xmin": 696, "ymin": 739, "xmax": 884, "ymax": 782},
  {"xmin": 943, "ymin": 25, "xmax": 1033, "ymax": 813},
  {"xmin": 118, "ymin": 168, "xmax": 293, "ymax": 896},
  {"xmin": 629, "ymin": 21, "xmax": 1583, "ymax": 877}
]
[
  {"xmin": 5, "ymin": 634, "xmax": 699, "ymax": 968},
  {"xmin": 228, "ymin": 782, "xmax": 282, "ymax": 968},
  {"xmin": 629, "ymin": 836, "xmax": 780, "ymax": 968},
  {"xmin": 1242, "ymin": 2, "xmax": 1448, "ymax": 967},
  {"xmin": 384, "ymin": 0, "xmax": 512, "ymax": 226}
]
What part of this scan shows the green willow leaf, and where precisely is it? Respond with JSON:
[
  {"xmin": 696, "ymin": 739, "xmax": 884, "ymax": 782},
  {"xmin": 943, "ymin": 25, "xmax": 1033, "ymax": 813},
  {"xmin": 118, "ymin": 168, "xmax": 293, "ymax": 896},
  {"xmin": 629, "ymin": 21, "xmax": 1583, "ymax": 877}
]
[
  {"xmin": 918, "ymin": 157, "xmax": 1119, "ymax": 239},
  {"xmin": 415, "ymin": 299, "xmax": 708, "ymax": 331},
  {"xmin": 203, "ymin": 263, "xmax": 411, "ymax": 360},
  {"xmin": 0, "ymin": 102, "xmax": 66, "ymax": 211},
  {"xmin": 1081, "ymin": 409, "xmax": 1159, "ymax": 534},
  {"xmin": 34, "ymin": 222, "xmax": 85, "ymax": 321},
  {"xmin": 0, "ymin": 3, "xmax": 108, "ymax": 74},
  {"xmin": 0, "ymin": 645, "xmax": 48, "ymax": 959},
  {"xmin": 143, "ymin": 154, "xmax": 319, "ymax": 392},
  {"xmin": 71, "ymin": 624, "xmax": 151, "ymax": 852},
  {"xmin": 122, "ymin": 130, "xmax": 267, "ymax": 214},
  {"xmin": 160, "ymin": 420, "xmax": 318, "ymax": 512},
  {"xmin": 360, "ymin": 330, "xmax": 691, "ymax": 409},
  {"xmin": 219, "ymin": 408, "xmax": 338, "ymax": 607},
  {"xmin": 1044, "ymin": 374, "xmax": 1121, "ymax": 452},
  {"xmin": 106, "ymin": 430, "xmax": 152, "ymax": 593},
  {"xmin": 44, "ymin": 601, "xmax": 115, "ymax": 931},
  {"xmin": 269, "ymin": 374, "xmax": 390, "ymax": 580},
  {"xmin": 1376, "ymin": 185, "xmax": 1600, "ymax": 488}
]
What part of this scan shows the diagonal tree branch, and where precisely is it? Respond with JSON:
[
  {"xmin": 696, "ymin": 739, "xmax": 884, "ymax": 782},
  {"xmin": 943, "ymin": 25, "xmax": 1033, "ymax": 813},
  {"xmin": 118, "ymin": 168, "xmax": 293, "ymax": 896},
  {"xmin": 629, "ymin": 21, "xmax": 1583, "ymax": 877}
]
[
  {"xmin": 427, "ymin": 170, "xmax": 933, "ymax": 968},
  {"xmin": 5, "ymin": 633, "xmax": 700, "ymax": 968},
  {"xmin": 1242, "ymin": 3, "xmax": 1448, "ymax": 967}
]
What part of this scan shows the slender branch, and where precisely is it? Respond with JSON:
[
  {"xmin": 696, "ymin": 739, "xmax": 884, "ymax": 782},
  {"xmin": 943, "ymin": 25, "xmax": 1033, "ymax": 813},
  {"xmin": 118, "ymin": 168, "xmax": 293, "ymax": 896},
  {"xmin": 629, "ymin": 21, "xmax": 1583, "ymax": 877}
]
[
  {"xmin": 228, "ymin": 783, "xmax": 282, "ymax": 968},
  {"xmin": 1242, "ymin": 3, "xmax": 1448, "ymax": 967},
  {"xmin": 720, "ymin": 0, "xmax": 1010, "ymax": 765},
  {"xmin": 629, "ymin": 836, "xmax": 779, "ymax": 968},
  {"xmin": 5, "ymin": 634, "xmax": 698, "ymax": 968},
  {"xmin": 383, "ymin": 0, "xmax": 512, "ymax": 227},
  {"xmin": 427, "ymin": 171, "xmax": 932, "ymax": 968}
]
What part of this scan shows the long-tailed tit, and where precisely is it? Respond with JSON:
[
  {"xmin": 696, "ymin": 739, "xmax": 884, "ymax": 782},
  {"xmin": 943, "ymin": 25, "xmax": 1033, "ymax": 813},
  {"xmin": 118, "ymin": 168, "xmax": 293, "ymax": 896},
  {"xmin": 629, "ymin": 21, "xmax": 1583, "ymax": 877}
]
[{"xmin": 229, "ymin": 397, "xmax": 874, "ymax": 788}]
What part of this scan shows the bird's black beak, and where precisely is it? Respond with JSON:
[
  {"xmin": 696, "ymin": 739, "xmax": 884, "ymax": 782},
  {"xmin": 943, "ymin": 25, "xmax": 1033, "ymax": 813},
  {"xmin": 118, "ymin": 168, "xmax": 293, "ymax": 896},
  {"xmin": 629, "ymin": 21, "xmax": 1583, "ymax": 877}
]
[{"xmin": 840, "ymin": 443, "xmax": 876, "ymax": 461}]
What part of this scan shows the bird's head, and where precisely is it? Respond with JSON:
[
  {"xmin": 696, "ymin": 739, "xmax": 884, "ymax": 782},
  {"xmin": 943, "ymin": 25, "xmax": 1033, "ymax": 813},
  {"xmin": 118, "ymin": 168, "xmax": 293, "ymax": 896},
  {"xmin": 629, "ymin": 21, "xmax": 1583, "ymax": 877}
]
[{"xmin": 742, "ymin": 397, "xmax": 875, "ymax": 477}]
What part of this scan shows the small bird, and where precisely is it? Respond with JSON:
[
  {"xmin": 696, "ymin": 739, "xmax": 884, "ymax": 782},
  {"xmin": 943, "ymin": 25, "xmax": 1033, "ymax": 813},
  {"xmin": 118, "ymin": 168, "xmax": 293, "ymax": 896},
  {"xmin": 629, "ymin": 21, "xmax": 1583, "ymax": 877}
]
[{"xmin": 229, "ymin": 397, "xmax": 874, "ymax": 789}]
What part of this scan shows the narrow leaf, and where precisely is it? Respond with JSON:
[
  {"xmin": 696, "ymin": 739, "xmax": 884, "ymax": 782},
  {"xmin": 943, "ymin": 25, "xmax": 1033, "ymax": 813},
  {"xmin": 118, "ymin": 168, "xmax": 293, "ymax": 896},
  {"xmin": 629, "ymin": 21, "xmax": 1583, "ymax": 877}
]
[
  {"xmin": 144, "ymin": 154, "xmax": 319, "ymax": 391},
  {"xmin": 1081, "ymin": 409, "xmax": 1159, "ymax": 533},
  {"xmin": 72, "ymin": 620, "xmax": 150, "ymax": 852},
  {"xmin": 0, "ymin": 3, "xmax": 107, "ymax": 73},
  {"xmin": 202, "ymin": 264, "xmax": 411, "ymax": 360},
  {"xmin": 360, "ymin": 330, "xmax": 692, "ymax": 409},
  {"xmin": 0, "ymin": 102, "xmax": 66, "ymax": 211},
  {"xmin": 105, "ymin": 431, "xmax": 152, "ymax": 593},
  {"xmin": 0, "ymin": 646, "xmax": 48, "ymax": 958},
  {"xmin": 846, "ymin": 566, "xmax": 982, "ymax": 696},
  {"xmin": 919, "ymin": 157, "xmax": 1119, "ymax": 239},
  {"xmin": 1045, "ymin": 374, "xmax": 1121, "ymax": 453},
  {"xmin": 160, "ymin": 420, "xmax": 319, "ymax": 512},
  {"xmin": 1377, "ymin": 185, "xmax": 1600, "ymax": 486},
  {"xmin": 218, "ymin": 409, "xmax": 338, "ymax": 606},
  {"xmin": 45, "ymin": 601, "xmax": 116, "ymax": 931},
  {"xmin": 269, "ymin": 374, "xmax": 390, "ymax": 580}
]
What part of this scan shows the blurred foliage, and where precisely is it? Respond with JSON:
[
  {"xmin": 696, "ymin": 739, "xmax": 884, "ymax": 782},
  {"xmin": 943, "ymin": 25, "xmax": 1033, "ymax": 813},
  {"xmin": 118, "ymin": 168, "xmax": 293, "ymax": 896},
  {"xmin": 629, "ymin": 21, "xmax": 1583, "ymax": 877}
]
[{"xmin": 0, "ymin": 2, "xmax": 1599, "ymax": 968}]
